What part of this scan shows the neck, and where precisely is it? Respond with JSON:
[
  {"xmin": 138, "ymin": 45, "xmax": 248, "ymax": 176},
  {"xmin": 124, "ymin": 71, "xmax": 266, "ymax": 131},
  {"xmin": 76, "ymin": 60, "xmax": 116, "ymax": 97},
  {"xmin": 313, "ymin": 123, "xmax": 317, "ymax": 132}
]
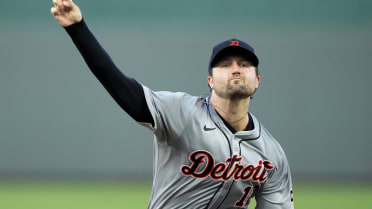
[{"xmin": 210, "ymin": 92, "xmax": 251, "ymax": 132}]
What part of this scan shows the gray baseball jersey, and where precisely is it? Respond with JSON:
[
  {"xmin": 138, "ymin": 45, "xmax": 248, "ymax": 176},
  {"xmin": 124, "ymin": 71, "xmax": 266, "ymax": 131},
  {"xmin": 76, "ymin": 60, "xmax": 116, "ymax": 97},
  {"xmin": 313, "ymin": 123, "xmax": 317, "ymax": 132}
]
[{"xmin": 138, "ymin": 85, "xmax": 294, "ymax": 209}]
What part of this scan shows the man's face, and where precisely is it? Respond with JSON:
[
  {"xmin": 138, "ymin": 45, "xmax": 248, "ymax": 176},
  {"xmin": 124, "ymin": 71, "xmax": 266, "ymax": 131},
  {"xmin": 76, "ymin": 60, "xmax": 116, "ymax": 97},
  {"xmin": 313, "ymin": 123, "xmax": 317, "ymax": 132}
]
[{"xmin": 208, "ymin": 55, "xmax": 260, "ymax": 100}]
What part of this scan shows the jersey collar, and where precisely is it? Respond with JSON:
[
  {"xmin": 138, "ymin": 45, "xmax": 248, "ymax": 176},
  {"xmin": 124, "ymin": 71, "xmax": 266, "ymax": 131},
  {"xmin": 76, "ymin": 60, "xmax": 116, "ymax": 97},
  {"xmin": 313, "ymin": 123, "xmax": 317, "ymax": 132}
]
[{"xmin": 205, "ymin": 96, "xmax": 261, "ymax": 140}]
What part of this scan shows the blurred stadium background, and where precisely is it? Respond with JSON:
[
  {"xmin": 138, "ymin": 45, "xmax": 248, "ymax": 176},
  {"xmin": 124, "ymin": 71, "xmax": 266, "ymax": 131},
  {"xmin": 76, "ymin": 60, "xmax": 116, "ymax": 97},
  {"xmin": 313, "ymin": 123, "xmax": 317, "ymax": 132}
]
[{"xmin": 0, "ymin": 0, "xmax": 371, "ymax": 208}]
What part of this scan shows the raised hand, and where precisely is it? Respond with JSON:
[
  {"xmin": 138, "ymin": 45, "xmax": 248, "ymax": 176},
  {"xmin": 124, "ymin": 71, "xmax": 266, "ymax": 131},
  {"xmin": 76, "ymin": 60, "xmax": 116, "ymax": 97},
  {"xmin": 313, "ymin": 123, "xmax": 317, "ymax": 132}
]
[{"xmin": 51, "ymin": 0, "xmax": 82, "ymax": 27}]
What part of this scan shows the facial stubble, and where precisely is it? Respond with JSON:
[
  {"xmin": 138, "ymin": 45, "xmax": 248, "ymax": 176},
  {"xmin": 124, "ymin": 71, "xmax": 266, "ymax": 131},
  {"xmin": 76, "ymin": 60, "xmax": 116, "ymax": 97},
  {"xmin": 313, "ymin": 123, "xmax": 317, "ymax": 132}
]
[{"xmin": 215, "ymin": 78, "xmax": 256, "ymax": 100}]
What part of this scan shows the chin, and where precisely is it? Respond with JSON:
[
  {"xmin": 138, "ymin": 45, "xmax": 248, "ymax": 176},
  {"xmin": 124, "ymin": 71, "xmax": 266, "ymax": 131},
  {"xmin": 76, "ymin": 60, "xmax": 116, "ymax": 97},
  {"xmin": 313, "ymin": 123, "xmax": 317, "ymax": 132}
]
[
  {"xmin": 227, "ymin": 89, "xmax": 251, "ymax": 100},
  {"xmin": 214, "ymin": 85, "xmax": 253, "ymax": 100}
]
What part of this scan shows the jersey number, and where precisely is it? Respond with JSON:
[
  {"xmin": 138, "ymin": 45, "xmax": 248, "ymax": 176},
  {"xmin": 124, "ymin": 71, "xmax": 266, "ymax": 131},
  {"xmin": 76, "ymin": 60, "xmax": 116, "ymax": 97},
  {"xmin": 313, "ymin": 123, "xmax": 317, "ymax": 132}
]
[{"xmin": 234, "ymin": 186, "xmax": 253, "ymax": 207}]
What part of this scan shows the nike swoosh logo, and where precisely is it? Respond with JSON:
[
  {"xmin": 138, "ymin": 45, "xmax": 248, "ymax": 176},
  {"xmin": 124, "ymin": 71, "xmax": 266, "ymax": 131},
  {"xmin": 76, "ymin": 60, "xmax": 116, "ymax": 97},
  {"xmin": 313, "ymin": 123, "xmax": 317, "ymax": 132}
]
[{"xmin": 204, "ymin": 125, "xmax": 216, "ymax": 131}]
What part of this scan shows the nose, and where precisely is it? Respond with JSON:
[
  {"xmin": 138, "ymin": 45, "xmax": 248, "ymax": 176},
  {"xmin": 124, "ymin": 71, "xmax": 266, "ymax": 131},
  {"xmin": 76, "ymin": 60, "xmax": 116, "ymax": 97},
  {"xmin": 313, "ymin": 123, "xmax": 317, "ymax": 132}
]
[{"xmin": 231, "ymin": 61, "xmax": 241, "ymax": 74}]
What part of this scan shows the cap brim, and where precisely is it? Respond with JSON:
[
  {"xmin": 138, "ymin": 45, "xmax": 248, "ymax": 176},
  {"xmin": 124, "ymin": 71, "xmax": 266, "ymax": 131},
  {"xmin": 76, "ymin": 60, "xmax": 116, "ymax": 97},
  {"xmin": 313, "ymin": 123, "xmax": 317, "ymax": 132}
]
[{"xmin": 210, "ymin": 46, "xmax": 259, "ymax": 69}]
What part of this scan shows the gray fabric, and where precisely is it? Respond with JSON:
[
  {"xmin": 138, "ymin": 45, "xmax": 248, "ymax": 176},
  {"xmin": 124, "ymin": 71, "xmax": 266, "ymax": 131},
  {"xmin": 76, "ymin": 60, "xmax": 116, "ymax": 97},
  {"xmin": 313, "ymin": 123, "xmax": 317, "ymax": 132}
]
[{"xmin": 138, "ymin": 85, "xmax": 294, "ymax": 209}]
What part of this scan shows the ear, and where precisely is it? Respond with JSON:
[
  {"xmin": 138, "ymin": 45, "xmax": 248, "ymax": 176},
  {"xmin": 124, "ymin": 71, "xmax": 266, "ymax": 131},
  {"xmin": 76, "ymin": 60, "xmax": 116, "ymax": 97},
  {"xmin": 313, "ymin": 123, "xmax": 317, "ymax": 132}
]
[
  {"xmin": 255, "ymin": 75, "xmax": 261, "ymax": 88},
  {"xmin": 207, "ymin": 76, "xmax": 214, "ymax": 89}
]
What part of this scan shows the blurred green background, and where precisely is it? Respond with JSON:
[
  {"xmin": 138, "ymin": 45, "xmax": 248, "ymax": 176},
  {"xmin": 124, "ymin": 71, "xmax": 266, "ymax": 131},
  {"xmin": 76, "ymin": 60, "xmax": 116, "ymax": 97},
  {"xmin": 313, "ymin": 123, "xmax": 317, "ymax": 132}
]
[
  {"xmin": 0, "ymin": 181, "xmax": 371, "ymax": 209},
  {"xmin": 0, "ymin": 0, "xmax": 371, "ymax": 208}
]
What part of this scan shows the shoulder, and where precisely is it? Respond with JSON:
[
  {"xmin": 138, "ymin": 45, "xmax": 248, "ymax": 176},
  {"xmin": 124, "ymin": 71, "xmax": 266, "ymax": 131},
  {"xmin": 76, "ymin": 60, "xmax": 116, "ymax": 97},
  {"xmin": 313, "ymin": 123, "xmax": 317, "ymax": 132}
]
[
  {"xmin": 251, "ymin": 116, "xmax": 290, "ymax": 167},
  {"xmin": 261, "ymin": 125, "xmax": 286, "ymax": 155},
  {"xmin": 141, "ymin": 85, "xmax": 195, "ymax": 99},
  {"xmin": 141, "ymin": 84, "xmax": 202, "ymax": 113}
]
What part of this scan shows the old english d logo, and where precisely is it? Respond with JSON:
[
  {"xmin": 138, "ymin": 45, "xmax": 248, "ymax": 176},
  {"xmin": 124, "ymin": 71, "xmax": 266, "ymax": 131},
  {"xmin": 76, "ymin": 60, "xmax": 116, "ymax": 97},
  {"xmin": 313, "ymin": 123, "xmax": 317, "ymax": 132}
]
[{"xmin": 230, "ymin": 40, "xmax": 239, "ymax": 46}]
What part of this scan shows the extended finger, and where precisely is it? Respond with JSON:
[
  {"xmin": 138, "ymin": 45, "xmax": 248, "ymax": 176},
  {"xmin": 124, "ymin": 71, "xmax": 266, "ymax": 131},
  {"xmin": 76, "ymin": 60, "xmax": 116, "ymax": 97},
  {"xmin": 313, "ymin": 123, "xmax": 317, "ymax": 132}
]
[
  {"xmin": 50, "ymin": 7, "xmax": 60, "ymax": 16},
  {"xmin": 55, "ymin": 0, "xmax": 65, "ymax": 10}
]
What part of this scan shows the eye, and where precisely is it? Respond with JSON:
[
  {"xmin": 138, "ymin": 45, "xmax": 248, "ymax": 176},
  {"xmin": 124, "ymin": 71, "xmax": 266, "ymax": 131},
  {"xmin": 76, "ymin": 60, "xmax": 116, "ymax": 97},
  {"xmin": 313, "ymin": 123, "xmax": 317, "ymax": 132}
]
[
  {"xmin": 240, "ymin": 62, "xmax": 251, "ymax": 67},
  {"xmin": 217, "ymin": 61, "xmax": 230, "ymax": 67}
]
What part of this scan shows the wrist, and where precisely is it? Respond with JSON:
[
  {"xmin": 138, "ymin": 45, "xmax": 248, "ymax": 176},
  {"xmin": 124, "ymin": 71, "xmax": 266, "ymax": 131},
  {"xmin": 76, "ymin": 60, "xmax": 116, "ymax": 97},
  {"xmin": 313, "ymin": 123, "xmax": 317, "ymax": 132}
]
[{"xmin": 64, "ymin": 17, "xmax": 86, "ymax": 35}]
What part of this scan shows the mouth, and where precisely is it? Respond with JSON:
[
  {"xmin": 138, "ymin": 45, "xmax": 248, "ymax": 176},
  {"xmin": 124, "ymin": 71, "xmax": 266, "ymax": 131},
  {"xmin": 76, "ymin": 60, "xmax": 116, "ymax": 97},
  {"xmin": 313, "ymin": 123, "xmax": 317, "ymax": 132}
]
[
  {"xmin": 230, "ymin": 77, "xmax": 243, "ymax": 81},
  {"xmin": 230, "ymin": 78, "xmax": 244, "ymax": 85}
]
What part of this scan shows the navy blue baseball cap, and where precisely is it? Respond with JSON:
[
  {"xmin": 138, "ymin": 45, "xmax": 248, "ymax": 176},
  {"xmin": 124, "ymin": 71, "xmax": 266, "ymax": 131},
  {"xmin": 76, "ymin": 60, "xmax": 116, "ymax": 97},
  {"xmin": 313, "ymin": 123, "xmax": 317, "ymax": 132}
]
[{"xmin": 209, "ymin": 38, "xmax": 259, "ymax": 71}]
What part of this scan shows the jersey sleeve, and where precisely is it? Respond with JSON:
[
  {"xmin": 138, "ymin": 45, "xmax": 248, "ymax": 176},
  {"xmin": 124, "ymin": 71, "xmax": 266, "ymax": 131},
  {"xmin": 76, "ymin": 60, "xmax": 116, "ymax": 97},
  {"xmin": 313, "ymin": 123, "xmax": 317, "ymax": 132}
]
[
  {"xmin": 64, "ymin": 18, "xmax": 154, "ymax": 125},
  {"xmin": 254, "ymin": 153, "xmax": 294, "ymax": 209},
  {"xmin": 138, "ymin": 85, "xmax": 197, "ymax": 142}
]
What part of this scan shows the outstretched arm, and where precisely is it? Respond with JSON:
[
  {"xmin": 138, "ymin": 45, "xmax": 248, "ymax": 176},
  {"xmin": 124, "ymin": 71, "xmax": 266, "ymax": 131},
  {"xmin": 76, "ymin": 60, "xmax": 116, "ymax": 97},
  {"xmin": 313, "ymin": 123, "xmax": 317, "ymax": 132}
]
[{"xmin": 51, "ymin": 0, "xmax": 154, "ymax": 125}]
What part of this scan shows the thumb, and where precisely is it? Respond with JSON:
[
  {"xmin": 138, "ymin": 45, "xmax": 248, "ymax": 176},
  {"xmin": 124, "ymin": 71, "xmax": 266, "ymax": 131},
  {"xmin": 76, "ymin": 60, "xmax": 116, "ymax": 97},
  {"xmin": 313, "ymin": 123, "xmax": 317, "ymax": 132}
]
[
  {"xmin": 62, "ymin": 0, "xmax": 70, "ymax": 7},
  {"xmin": 62, "ymin": 0, "xmax": 73, "ymax": 8}
]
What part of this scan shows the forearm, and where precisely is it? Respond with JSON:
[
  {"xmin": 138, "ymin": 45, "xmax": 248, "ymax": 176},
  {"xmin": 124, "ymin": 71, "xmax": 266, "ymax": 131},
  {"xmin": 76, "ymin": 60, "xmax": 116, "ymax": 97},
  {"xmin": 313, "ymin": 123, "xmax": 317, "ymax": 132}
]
[{"xmin": 64, "ymin": 19, "xmax": 154, "ymax": 125}]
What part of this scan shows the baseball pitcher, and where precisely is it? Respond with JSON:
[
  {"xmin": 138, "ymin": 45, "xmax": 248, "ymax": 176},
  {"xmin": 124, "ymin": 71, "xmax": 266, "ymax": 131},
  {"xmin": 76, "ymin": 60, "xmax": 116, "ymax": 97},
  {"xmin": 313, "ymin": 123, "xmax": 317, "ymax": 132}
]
[{"xmin": 51, "ymin": 1, "xmax": 294, "ymax": 208}]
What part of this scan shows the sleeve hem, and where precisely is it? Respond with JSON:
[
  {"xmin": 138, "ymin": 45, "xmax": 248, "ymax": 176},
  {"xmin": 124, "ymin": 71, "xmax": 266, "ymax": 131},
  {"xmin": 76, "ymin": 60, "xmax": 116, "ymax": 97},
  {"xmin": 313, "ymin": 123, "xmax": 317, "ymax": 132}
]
[{"xmin": 64, "ymin": 18, "xmax": 86, "ymax": 37}]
